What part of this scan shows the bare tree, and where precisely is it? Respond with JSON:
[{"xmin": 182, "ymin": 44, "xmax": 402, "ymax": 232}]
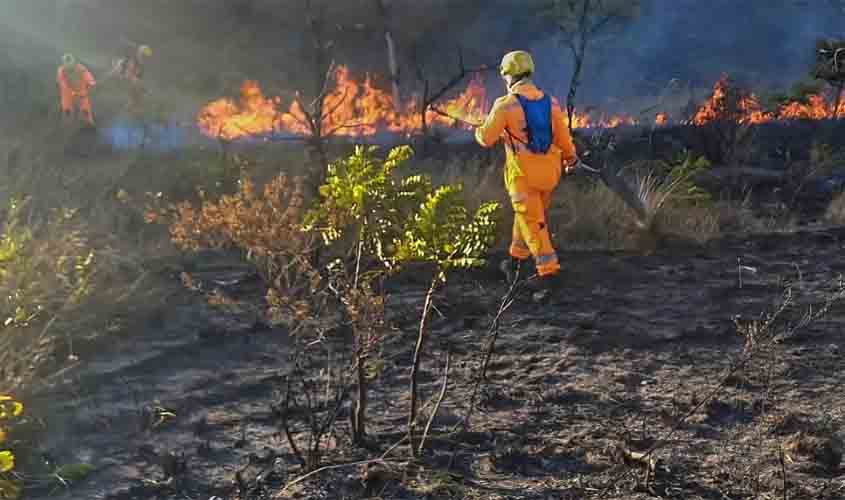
[
  {"xmin": 813, "ymin": 38, "xmax": 845, "ymax": 117},
  {"xmin": 411, "ymin": 43, "xmax": 495, "ymax": 151},
  {"xmin": 540, "ymin": 0, "xmax": 640, "ymax": 132}
]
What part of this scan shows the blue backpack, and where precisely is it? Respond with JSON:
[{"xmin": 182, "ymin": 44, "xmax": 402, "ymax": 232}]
[{"xmin": 515, "ymin": 93, "xmax": 553, "ymax": 154}]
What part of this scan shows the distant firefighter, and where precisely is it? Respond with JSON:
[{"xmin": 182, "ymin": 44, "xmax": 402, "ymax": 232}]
[
  {"xmin": 57, "ymin": 53, "xmax": 97, "ymax": 127},
  {"xmin": 109, "ymin": 39, "xmax": 152, "ymax": 114}
]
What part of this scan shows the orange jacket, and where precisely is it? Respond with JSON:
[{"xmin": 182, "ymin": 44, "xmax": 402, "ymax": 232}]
[
  {"xmin": 57, "ymin": 64, "xmax": 96, "ymax": 97},
  {"xmin": 475, "ymin": 80, "xmax": 577, "ymax": 187}
]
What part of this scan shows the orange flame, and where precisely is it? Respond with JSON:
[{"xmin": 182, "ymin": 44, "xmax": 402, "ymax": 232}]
[
  {"xmin": 197, "ymin": 81, "xmax": 285, "ymax": 141},
  {"xmin": 778, "ymin": 94, "xmax": 843, "ymax": 120},
  {"xmin": 692, "ymin": 74, "xmax": 845, "ymax": 125},
  {"xmin": 197, "ymin": 65, "xmax": 637, "ymax": 140},
  {"xmin": 199, "ymin": 69, "xmax": 845, "ymax": 141},
  {"xmin": 692, "ymin": 74, "xmax": 772, "ymax": 125}
]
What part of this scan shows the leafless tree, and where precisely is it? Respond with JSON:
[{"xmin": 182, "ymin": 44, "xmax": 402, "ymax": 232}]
[
  {"xmin": 411, "ymin": 43, "xmax": 495, "ymax": 149},
  {"xmin": 813, "ymin": 38, "xmax": 845, "ymax": 117},
  {"xmin": 540, "ymin": 0, "xmax": 641, "ymax": 132}
]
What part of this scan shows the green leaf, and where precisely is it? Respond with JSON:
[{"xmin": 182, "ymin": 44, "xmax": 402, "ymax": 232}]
[{"xmin": 53, "ymin": 463, "xmax": 95, "ymax": 483}]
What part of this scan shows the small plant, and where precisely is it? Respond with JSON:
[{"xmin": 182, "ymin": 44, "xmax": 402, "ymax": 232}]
[
  {"xmin": 393, "ymin": 184, "xmax": 499, "ymax": 457},
  {"xmin": 633, "ymin": 172, "xmax": 686, "ymax": 231},
  {"xmin": 667, "ymin": 152, "xmax": 712, "ymax": 205},
  {"xmin": 277, "ymin": 328, "xmax": 351, "ymax": 473},
  {"xmin": 0, "ymin": 198, "xmax": 97, "ymax": 387},
  {"xmin": 306, "ymin": 145, "xmax": 427, "ymax": 266},
  {"xmin": 0, "ymin": 395, "xmax": 24, "ymax": 499},
  {"xmin": 308, "ymin": 145, "xmax": 499, "ymax": 456},
  {"xmin": 304, "ymin": 145, "xmax": 423, "ymax": 444},
  {"xmin": 154, "ymin": 172, "xmax": 316, "ymax": 311}
]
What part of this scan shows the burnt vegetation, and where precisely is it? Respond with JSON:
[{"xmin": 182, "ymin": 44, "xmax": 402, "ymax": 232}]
[{"xmin": 1, "ymin": 1, "xmax": 845, "ymax": 500}]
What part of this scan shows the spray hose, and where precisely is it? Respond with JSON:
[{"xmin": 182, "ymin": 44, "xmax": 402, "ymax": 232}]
[{"xmin": 429, "ymin": 106, "xmax": 482, "ymax": 127}]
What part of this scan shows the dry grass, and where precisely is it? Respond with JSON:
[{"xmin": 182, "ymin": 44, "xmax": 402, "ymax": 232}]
[
  {"xmin": 0, "ymin": 196, "xmax": 159, "ymax": 392},
  {"xmin": 428, "ymin": 156, "xmax": 734, "ymax": 252},
  {"xmin": 0, "ymin": 137, "xmax": 185, "ymax": 392},
  {"xmin": 550, "ymin": 179, "xmax": 723, "ymax": 251}
]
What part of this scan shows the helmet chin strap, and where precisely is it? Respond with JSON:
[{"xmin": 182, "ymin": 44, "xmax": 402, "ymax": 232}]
[{"xmin": 505, "ymin": 75, "xmax": 529, "ymax": 92}]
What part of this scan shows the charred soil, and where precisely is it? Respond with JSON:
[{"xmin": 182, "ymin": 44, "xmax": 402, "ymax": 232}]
[{"xmin": 13, "ymin": 226, "xmax": 845, "ymax": 500}]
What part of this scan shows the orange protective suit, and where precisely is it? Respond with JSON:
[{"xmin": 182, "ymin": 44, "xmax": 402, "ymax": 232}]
[
  {"xmin": 58, "ymin": 63, "xmax": 96, "ymax": 126},
  {"xmin": 475, "ymin": 79, "xmax": 578, "ymax": 277}
]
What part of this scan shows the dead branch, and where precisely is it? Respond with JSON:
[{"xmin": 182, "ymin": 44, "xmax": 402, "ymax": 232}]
[
  {"xmin": 426, "ymin": 61, "xmax": 492, "ymax": 108},
  {"xmin": 280, "ymin": 435, "xmax": 407, "ymax": 494},
  {"xmin": 407, "ymin": 277, "xmax": 438, "ymax": 457},
  {"xmin": 613, "ymin": 444, "xmax": 658, "ymax": 487},
  {"xmin": 457, "ymin": 272, "xmax": 526, "ymax": 432},
  {"xmin": 597, "ymin": 281, "xmax": 845, "ymax": 497},
  {"xmin": 418, "ymin": 348, "xmax": 451, "ymax": 454},
  {"xmin": 281, "ymin": 374, "xmax": 305, "ymax": 467},
  {"xmin": 412, "ymin": 44, "xmax": 494, "ymax": 138}
]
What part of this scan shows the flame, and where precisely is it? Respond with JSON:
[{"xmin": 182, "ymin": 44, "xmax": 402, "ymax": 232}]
[
  {"xmin": 692, "ymin": 74, "xmax": 772, "ymax": 125},
  {"xmin": 197, "ymin": 65, "xmax": 637, "ymax": 140},
  {"xmin": 692, "ymin": 74, "xmax": 845, "ymax": 125},
  {"xmin": 778, "ymin": 94, "xmax": 843, "ymax": 120},
  {"xmin": 198, "ymin": 81, "xmax": 284, "ymax": 141},
  {"xmin": 438, "ymin": 75, "xmax": 490, "ymax": 127},
  {"xmin": 199, "ymin": 69, "xmax": 845, "ymax": 142}
]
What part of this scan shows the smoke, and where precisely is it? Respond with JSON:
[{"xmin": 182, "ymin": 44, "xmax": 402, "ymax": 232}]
[
  {"xmin": 104, "ymin": 118, "xmax": 187, "ymax": 153},
  {"xmin": 4, "ymin": 0, "xmax": 845, "ymax": 142},
  {"xmin": 521, "ymin": 0, "xmax": 845, "ymax": 110}
]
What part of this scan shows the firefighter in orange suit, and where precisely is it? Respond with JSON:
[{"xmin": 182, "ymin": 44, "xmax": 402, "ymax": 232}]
[
  {"xmin": 109, "ymin": 41, "xmax": 152, "ymax": 114},
  {"xmin": 57, "ymin": 54, "xmax": 97, "ymax": 126},
  {"xmin": 475, "ymin": 50, "xmax": 579, "ymax": 298}
]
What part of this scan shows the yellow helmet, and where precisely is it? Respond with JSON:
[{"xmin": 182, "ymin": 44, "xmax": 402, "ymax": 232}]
[
  {"xmin": 499, "ymin": 50, "xmax": 535, "ymax": 78},
  {"xmin": 139, "ymin": 45, "xmax": 152, "ymax": 57},
  {"xmin": 62, "ymin": 53, "xmax": 76, "ymax": 67}
]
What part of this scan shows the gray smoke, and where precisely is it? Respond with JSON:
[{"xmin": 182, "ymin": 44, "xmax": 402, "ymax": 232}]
[{"xmin": 519, "ymin": 0, "xmax": 845, "ymax": 110}]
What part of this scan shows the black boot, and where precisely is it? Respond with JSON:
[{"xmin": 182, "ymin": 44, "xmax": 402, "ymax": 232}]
[{"xmin": 525, "ymin": 273, "xmax": 563, "ymax": 302}]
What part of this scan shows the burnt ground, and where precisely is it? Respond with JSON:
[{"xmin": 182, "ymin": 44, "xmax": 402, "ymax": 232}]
[{"xmin": 13, "ymin": 227, "xmax": 845, "ymax": 500}]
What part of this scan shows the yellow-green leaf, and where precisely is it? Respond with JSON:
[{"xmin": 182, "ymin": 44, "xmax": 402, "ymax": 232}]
[{"xmin": 0, "ymin": 451, "xmax": 14, "ymax": 473}]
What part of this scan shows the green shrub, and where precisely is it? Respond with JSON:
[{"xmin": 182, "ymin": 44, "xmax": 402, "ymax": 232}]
[
  {"xmin": 0, "ymin": 198, "xmax": 97, "ymax": 387},
  {"xmin": 0, "ymin": 395, "xmax": 23, "ymax": 499}
]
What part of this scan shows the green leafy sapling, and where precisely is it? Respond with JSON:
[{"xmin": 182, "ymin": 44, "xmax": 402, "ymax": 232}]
[
  {"xmin": 306, "ymin": 146, "xmax": 499, "ymax": 454},
  {"xmin": 305, "ymin": 144, "xmax": 426, "ymax": 443},
  {"xmin": 392, "ymin": 184, "xmax": 499, "ymax": 456}
]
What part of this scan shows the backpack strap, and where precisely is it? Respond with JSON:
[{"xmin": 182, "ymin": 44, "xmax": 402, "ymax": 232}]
[{"xmin": 504, "ymin": 94, "xmax": 557, "ymax": 155}]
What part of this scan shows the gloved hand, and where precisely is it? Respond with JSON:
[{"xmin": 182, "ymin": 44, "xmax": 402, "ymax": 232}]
[{"xmin": 563, "ymin": 157, "xmax": 579, "ymax": 175}]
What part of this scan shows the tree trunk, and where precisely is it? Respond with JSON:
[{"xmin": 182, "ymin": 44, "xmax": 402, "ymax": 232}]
[
  {"xmin": 566, "ymin": 48, "xmax": 585, "ymax": 134},
  {"xmin": 565, "ymin": 0, "xmax": 592, "ymax": 134},
  {"xmin": 377, "ymin": 0, "xmax": 401, "ymax": 112},
  {"xmin": 408, "ymin": 278, "xmax": 437, "ymax": 458},
  {"xmin": 419, "ymin": 81, "xmax": 430, "ymax": 154},
  {"xmin": 386, "ymin": 31, "xmax": 401, "ymax": 110},
  {"xmin": 352, "ymin": 351, "xmax": 367, "ymax": 443},
  {"xmin": 304, "ymin": 0, "xmax": 332, "ymax": 198}
]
